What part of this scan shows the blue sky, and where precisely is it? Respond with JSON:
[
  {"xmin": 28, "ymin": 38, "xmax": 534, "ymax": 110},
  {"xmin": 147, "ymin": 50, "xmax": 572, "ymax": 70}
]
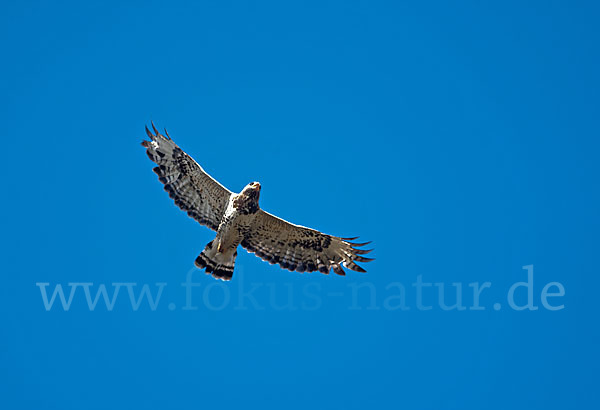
[{"xmin": 1, "ymin": 1, "xmax": 599, "ymax": 409}]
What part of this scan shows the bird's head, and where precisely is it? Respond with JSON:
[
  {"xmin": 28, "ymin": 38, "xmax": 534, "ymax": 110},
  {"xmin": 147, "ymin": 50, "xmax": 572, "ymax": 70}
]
[
  {"xmin": 243, "ymin": 181, "xmax": 261, "ymax": 193},
  {"xmin": 235, "ymin": 181, "xmax": 261, "ymax": 214}
]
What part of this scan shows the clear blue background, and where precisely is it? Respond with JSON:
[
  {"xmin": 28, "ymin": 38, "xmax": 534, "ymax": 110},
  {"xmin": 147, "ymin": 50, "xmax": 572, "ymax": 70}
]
[{"xmin": 1, "ymin": 1, "xmax": 599, "ymax": 409}]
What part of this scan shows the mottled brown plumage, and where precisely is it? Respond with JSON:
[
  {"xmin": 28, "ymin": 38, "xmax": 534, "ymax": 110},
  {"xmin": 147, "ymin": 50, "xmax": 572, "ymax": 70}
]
[{"xmin": 142, "ymin": 123, "xmax": 373, "ymax": 280}]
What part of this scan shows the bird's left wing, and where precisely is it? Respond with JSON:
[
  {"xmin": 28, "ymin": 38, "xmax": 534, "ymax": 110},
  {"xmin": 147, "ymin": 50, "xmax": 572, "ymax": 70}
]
[
  {"xmin": 142, "ymin": 124, "xmax": 232, "ymax": 231},
  {"xmin": 241, "ymin": 210, "xmax": 373, "ymax": 275}
]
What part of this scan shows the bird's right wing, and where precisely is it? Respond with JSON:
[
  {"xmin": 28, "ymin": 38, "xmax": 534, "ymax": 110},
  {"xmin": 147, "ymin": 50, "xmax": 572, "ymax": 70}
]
[
  {"xmin": 142, "ymin": 124, "xmax": 232, "ymax": 231},
  {"xmin": 241, "ymin": 210, "xmax": 373, "ymax": 275}
]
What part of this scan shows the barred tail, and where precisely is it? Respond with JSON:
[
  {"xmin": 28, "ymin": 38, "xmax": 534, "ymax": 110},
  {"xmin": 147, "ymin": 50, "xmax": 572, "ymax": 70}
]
[{"xmin": 194, "ymin": 240, "xmax": 237, "ymax": 281}]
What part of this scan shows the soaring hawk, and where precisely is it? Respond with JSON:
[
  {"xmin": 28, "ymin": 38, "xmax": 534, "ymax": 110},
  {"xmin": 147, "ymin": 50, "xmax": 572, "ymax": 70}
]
[{"xmin": 142, "ymin": 123, "xmax": 373, "ymax": 280}]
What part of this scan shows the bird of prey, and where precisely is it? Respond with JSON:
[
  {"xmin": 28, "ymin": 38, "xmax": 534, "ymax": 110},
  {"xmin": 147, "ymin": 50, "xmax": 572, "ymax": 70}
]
[{"xmin": 141, "ymin": 123, "xmax": 373, "ymax": 281}]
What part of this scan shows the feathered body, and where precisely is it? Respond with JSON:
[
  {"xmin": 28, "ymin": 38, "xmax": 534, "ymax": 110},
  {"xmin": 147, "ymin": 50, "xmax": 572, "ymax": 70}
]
[
  {"xmin": 194, "ymin": 184, "xmax": 260, "ymax": 279},
  {"xmin": 142, "ymin": 123, "xmax": 373, "ymax": 281}
]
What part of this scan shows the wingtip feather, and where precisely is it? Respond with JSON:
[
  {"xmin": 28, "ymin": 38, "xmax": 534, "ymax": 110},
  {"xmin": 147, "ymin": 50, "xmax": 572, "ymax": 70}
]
[
  {"xmin": 332, "ymin": 265, "xmax": 346, "ymax": 276},
  {"xmin": 352, "ymin": 248, "xmax": 373, "ymax": 255},
  {"xmin": 348, "ymin": 241, "xmax": 372, "ymax": 247},
  {"xmin": 151, "ymin": 121, "xmax": 159, "ymax": 135}
]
